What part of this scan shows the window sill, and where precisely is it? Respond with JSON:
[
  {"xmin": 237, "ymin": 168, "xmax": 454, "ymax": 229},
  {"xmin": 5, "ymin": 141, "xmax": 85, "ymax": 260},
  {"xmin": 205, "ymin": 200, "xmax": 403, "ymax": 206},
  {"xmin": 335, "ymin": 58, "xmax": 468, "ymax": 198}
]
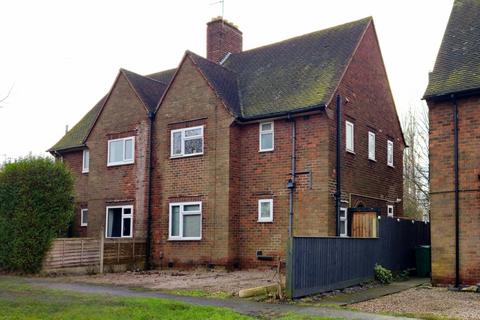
[
  {"xmin": 258, "ymin": 220, "xmax": 273, "ymax": 223},
  {"xmin": 387, "ymin": 164, "xmax": 395, "ymax": 168},
  {"xmin": 80, "ymin": 224, "xmax": 88, "ymax": 227},
  {"xmin": 82, "ymin": 171, "xmax": 89, "ymax": 175},
  {"xmin": 368, "ymin": 158, "xmax": 377, "ymax": 162},
  {"xmin": 107, "ymin": 161, "xmax": 134, "ymax": 167},
  {"xmin": 346, "ymin": 150, "xmax": 356, "ymax": 155},
  {"xmin": 170, "ymin": 153, "xmax": 204, "ymax": 159},
  {"xmin": 168, "ymin": 237, "xmax": 202, "ymax": 241},
  {"xmin": 105, "ymin": 236, "xmax": 133, "ymax": 239},
  {"xmin": 259, "ymin": 149, "xmax": 274, "ymax": 153}
]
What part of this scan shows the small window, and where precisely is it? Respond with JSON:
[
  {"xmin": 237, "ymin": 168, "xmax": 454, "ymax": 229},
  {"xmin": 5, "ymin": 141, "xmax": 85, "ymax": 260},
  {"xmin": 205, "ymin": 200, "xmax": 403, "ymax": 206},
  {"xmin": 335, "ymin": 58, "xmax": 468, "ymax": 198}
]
[
  {"xmin": 259, "ymin": 122, "xmax": 274, "ymax": 152},
  {"xmin": 80, "ymin": 208, "xmax": 88, "ymax": 227},
  {"xmin": 82, "ymin": 149, "xmax": 90, "ymax": 173},
  {"xmin": 106, "ymin": 205, "xmax": 133, "ymax": 238},
  {"xmin": 258, "ymin": 199, "xmax": 273, "ymax": 222},
  {"xmin": 107, "ymin": 137, "xmax": 135, "ymax": 166},
  {"xmin": 387, "ymin": 205, "xmax": 394, "ymax": 217},
  {"xmin": 339, "ymin": 207, "xmax": 348, "ymax": 237},
  {"xmin": 387, "ymin": 140, "xmax": 394, "ymax": 167},
  {"xmin": 171, "ymin": 126, "xmax": 204, "ymax": 158},
  {"xmin": 169, "ymin": 202, "xmax": 202, "ymax": 240},
  {"xmin": 346, "ymin": 121, "xmax": 354, "ymax": 153},
  {"xmin": 368, "ymin": 132, "xmax": 376, "ymax": 161}
]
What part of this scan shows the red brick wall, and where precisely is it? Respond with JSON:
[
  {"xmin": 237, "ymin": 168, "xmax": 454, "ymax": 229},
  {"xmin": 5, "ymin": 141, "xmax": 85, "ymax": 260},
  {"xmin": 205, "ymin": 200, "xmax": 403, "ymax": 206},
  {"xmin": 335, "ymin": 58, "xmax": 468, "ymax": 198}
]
[
  {"xmin": 428, "ymin": 96, "xmax": 480, "ymax": 285},
  {"xmin": 207, "ymin": 18, "xmax": 242, "ymax": 63},
  {"xmin": 327, "ymin": 22, "xmax": 405, "ymax": 226}
]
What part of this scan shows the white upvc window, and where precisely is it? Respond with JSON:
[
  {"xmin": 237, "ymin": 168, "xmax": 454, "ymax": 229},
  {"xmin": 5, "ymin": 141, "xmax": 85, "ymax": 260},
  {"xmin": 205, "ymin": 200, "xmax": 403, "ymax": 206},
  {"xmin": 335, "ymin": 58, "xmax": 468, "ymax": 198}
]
[
  {"xmin": 346, "ymin": 121, "xmax": 354, "ymax": 153},
  {"xmin": 107, "ymin": 137, "xmax": 135, "ymax": 166},
  {"xmin": 258, "ymin": 199, "xmax": 273, "ymax": 222},
  {"xmin": 368, "ymin": 131, "xmax": 376, "ymax": 161},
  {"xmin": 105, "ymin": 205, "xmax": 133, "ymax": 238},
  {"xmin": 387, "ymin": 205, "xmax": 394, "ymax": 217},
  {"xmin": 339, "ymin": 207, "xmax": 348, "ymax": 237},
  {"xmin": 169, "ymin": 202, "xmax": 202, "ymax": 240},
  {"xmin": 171, "ymin": 126, "xmax": 204, "ymax": 158},
  {"xmin": 82, "ymin": 149, "xmax": 90, "ymax": 173},
  {"xmin": 387, "ymin": 140, "xmax": 394, "ymax": 167},
  {"xmin": 80, "ymin": 208, "xmax": 88, "ymax": 227},
  {"xmin": 259, "ymin": 122, "xmax": 274, "ymax": 152}
]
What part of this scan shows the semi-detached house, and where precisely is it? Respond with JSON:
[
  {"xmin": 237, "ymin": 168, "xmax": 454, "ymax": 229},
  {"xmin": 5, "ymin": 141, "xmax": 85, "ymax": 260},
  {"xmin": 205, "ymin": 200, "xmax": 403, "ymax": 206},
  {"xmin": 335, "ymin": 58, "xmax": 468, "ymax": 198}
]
[{"xmin": 49, "ymin": 17, "xmax": 405, "ymax": 268}]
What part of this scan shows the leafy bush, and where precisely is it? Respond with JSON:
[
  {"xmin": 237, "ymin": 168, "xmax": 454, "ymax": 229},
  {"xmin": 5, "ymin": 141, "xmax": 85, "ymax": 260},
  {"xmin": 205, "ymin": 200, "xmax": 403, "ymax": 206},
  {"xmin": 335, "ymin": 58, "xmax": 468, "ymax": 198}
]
[
  {"xmin": 0, "ymin": 156, "xmax": 74, "ymax": 273},
  {"xmin": 374, "ymin": 264, "xmax": 393, "ymax": 284}
]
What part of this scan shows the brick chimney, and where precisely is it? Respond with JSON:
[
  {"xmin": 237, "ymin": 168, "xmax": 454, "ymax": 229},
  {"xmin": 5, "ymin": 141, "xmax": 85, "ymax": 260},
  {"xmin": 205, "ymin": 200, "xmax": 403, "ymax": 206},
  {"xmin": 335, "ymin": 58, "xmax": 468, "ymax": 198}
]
[{"xmin": 207, "ymin": 17, "xmax": 243, "ymax": 63}]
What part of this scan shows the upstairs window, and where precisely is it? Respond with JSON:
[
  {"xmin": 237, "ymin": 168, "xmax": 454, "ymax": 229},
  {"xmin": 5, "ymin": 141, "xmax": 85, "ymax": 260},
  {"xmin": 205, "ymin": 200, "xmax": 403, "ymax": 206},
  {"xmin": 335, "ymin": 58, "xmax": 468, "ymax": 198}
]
[
  {"xmin": 107, "ymin": 137, "xmax": 134, "ymax": 166},
  {"xmin": 171, "ymin": 126, "xmax": 204, "ymax": 158},
  {"xmin": 258, "ymin": 199, "xmax": 273, "ymax": 222},
  {"xmin": 81, "ymin": 208, "xmax": 88, "ymax": 227},
  {"xmin": 106, "ymin": 205, "xmax": 133, "ymax": 238},
  {"xmin": 82, "ymin": 149, "xmax": 90, "ymax": 173},
  {"xmin": 346, "ymin": 121, "xmax": 354, "ymax": 153},
  {"xmin": 387, "ymin": 140, "xmax": 394, "ymax": 167},
  {"xmin": 368, "ymin": 132, "xmax": 376, "ymax": 161},
  {"xmin": 169, "ymin": 202, "xmax": 202, "ymax": 240},
  {"xmin": 259, "ymin": 122, "xmax": 274, "ymax": 152}
]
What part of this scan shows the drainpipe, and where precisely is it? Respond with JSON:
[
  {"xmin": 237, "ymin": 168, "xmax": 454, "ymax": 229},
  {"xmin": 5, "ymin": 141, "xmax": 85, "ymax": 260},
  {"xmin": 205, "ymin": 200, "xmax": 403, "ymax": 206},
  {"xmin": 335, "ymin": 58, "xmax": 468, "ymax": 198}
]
[
  {"xmin": 145, "ymin": 111, "xmax": 155, "ymax": 270},
  {"xmin": 451, "ymin": 94, "xmax": 460, "ymax": 287},
  {"xmin": 286, "ymin": 114, "xmax": 296, "ymax": 298},
  {"xmin": 335, "ymin": 94, "xmax": 342, "ymax": 236}
]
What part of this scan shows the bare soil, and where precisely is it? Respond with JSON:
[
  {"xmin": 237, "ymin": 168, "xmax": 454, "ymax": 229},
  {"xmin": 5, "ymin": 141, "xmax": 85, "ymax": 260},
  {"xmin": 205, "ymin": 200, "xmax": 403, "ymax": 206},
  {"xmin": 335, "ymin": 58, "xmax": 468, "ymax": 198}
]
[
  {"xmin": 58, "ymin": 268, "xmax": 279, "ymax": 296},
  {"xmin": 351, "ymin": 285, "xmax": 480, "ymax": 320}
]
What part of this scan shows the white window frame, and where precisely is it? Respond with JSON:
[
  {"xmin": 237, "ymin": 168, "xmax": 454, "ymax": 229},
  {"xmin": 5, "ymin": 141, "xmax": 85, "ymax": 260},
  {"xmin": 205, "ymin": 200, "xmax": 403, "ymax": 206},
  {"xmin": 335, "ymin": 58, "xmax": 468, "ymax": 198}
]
[
  {"xmin": 387, "ymin": 205, "xmax": 394, "ymax": 217},
  {"xmin": 80, "ymin": 208, "xmax": 88, "ymax": 227},
  {"xmin": 105, "ymin": 205, "xmax": 133, "ymax": 238},
  {"xmin": 258, "ymin": 199, "xmax": 273, "ymax": 222},
  {"xmin": 387, "ymin": 140, "xmax": 394, "ymax": 167},
  {"xmin": 346, "ymin": 121, "xmax": 354, "ymax": 153},
  {"xmin": 168, "ymin": 202, "xmax": 202, "ymax": 240},
  {"xmin": 170, "ymin": 126, "xmax": 204, "ymax": 158},
  {"xmin": 339, "ymin": 207, "xmax": 348, "ymax": 237},
  {"xmin": 259, "ymin": 122, "xmax": 274, "ymax": 152},
  {"xmin": 82, "ymin": 149, "xmax": 90, "ymax": 173},
  {"xmin": 107, "ymin": 137, "xmax": 135, "ymax": 166},
  {"xmin": 368, "ymin": 131, "xmax": 376, "ymax": 161}
]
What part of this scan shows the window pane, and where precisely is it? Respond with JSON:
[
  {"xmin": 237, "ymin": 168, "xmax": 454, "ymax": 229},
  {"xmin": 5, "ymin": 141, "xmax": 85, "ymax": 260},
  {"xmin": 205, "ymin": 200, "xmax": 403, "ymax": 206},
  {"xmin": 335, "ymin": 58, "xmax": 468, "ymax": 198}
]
[
  {"xmin": 83, "ymin": 150, "xmax": 89, "ymax": 170},
  {"xmin": 260, "ymin": 133, "xmax": 273, "ymax": 150},
  {"xmin": 260, "ymin": 201, "xmax": 271, "ymax": 218},
  {"xmin": 183, "ymin": 214, "xmax": 201, "ymax": 238},
  {"xmin": 184, "ymin": 138, "xmax": 203, "ymax": 155},
  {"xmin": 340, "ymin": 209, "xmax": 346, "ymax": 219},
  {"xmin": 124, "ymin": 208, "xmax": 132, "ymax": 216},
  {"xmin": 261, "ymin": 123, "xmax": 272, "ymax": 131},
  {"xmin": 171, "ymin": 206, "xmax": 180, "ymax": 236},
  {"xmin": 346, "ymin": 123, "xmax": 353, "ymax": 151},
  {"xmin": 340, "ymin": 220, "xmax": 346, "ymax": 235},
  {"xmin": 82, "ymin": 210, "xmax": 88, "ymax": 225},
  {"xmin": 172, "ymin": 132, "xmax": 182, "ymax": 155},
  {"xmin": 185, "ymin": 128, "xmax": 202, "ymax": 137},
  {"xmin": 124, "ymin": 139, "xmax": 133, "ymax": 160},
  {"xmin": 109, "ymin": 140, "xmax": 124, "ymax": 163},
  {"xmin": 107, "ymin": 208, "xmax": 122, "ymax": 237},
  {"xmin": 123, "ymin": 217, "xmax": 131, "ymax": 237},
  {"xmin": 184, "ymin": 204, "xmax": 200, "ymax": 212}
]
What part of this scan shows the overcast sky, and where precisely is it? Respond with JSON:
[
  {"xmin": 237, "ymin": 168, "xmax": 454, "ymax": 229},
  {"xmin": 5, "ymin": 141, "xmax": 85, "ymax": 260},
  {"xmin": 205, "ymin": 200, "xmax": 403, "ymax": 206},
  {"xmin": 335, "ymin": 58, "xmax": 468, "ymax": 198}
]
[{"xmin": 0, "ymin": 0, "xmax": 453, "ymax": 161}]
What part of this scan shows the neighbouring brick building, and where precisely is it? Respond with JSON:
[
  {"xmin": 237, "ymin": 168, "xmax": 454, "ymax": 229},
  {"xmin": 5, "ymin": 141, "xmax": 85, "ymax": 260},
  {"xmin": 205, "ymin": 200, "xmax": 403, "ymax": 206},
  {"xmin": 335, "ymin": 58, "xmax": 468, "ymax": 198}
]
[
  {"xmin": 50, "ymin": 16, "xmax": 404, "ymax": 268},
  {"xmin": 424, "ymin": 0, "xmax": 480, "ymax": 285}
]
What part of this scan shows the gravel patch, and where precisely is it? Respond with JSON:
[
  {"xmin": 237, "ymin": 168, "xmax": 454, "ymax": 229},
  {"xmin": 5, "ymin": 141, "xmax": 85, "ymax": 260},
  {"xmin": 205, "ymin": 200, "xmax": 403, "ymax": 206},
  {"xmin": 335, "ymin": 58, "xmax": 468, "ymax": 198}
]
[
  {"xmin": 351, "ymin": 285, "xmax": 480, "ymax": 320},
  {"xmin": 55, "ymin": 268, "xmax": 278, "ymax": 296}
]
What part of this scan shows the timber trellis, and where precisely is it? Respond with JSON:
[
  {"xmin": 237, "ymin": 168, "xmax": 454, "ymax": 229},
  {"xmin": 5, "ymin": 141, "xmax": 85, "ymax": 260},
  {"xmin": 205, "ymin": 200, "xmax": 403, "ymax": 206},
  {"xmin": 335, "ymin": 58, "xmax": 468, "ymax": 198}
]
[
  {"xmin": 42, "ymin": 235, "xmax": 146, "ymax": 273},
  {"xmin": 288, "ymin": 216, "xmax": 430, "ymax": 298}
]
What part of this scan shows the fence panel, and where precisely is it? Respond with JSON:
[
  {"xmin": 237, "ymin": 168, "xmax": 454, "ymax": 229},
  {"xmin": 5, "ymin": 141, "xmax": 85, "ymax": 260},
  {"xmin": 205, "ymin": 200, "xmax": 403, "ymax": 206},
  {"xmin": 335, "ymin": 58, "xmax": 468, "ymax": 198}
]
[{"xmin": 290, "ymin": 217, "xmax": 430, "ymax": 298}]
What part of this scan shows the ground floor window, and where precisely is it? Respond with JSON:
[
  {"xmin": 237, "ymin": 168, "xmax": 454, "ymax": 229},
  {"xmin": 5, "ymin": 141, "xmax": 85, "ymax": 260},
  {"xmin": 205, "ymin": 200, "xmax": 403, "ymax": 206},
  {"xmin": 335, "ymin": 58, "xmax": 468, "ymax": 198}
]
[
  {"xmin": 387, "ymin": 205, "xmax": 394, "ymax": 217},
  {"xmin": 169, "ymin": 202, "xmax": 202, "ymax": 240},
  {"xmin": 106, "ymin": 205, "xmax": 133, "ymax": 238},
  {"xmin": 258, "ymin": 199, "xmax": 273, "ymax": 222},
  {"xmin": 339, "ymin": 207, "xmax": 348, "ymax": 237},
  {"xmin": 80, "ymin": 208, "xmax": 88, "ymax": 227}
]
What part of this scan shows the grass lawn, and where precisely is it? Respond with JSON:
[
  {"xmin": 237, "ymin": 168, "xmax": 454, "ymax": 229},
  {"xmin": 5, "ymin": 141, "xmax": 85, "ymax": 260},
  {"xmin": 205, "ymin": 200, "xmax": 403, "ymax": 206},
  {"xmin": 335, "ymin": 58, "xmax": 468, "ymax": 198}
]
[{"xmin": 0, "ymin": 276, "xmax": 336, "ymax": 320}]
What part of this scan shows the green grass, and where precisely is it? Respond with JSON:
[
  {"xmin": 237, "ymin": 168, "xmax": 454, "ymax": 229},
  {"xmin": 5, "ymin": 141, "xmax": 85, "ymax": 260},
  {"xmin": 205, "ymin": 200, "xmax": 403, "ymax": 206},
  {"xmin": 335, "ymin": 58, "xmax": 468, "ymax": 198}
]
[
  {"xmin": 0, "ymin": 276, "xmax": 336, "ymax": 320},
  {"xmin": 167, "ymin": 288, "xmax": 232, "ymax": 299}
]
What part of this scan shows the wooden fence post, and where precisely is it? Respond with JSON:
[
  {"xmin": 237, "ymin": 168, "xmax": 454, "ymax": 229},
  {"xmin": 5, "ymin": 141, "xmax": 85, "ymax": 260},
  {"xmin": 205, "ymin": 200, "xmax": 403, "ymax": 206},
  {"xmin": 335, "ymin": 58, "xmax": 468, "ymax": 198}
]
[{"xmin": 99, "ymin": 229, "xmax": 104, "ymax": 274}]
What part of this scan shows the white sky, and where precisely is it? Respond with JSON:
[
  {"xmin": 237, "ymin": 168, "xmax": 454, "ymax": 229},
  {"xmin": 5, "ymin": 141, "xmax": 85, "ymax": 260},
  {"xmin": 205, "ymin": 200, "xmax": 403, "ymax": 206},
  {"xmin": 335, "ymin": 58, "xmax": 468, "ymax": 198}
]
[{"xmin": 0, "ymin": 0, "xmax": 453, "ymax": 160}]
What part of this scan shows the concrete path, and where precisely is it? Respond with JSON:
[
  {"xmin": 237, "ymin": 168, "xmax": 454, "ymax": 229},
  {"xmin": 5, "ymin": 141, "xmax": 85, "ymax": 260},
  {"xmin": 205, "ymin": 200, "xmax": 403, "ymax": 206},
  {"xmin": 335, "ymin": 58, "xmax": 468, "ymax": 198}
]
[
  {"xmin": 26, "ymin": 278, "xmax": 417, "ymax": 320},
  {"xmin": 315, "ymin": 278, "xmax": 429, "ymax": 306}
]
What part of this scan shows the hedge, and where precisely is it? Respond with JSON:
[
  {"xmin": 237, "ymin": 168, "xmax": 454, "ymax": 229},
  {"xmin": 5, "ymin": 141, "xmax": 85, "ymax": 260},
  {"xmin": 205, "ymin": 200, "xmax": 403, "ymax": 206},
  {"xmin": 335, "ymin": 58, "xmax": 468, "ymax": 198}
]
[{"xmin": 0, "ymin": 156, "xmax": 74, "ymax": 273}]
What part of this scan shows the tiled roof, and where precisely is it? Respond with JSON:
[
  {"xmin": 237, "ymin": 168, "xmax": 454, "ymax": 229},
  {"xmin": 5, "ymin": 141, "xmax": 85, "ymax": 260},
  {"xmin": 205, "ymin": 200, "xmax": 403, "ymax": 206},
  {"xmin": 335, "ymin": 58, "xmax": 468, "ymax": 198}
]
[
  {"xmin": 122, "ymin": 69, "xmax": 168, "ymax": 112},
  {"xmin": 424, "ymin": 0, "xmax": 480, "ymax": 99}
]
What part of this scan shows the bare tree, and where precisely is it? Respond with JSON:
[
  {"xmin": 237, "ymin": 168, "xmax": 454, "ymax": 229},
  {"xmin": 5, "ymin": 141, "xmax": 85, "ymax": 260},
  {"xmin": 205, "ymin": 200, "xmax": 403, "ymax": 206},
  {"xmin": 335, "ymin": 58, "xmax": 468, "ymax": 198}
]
[
  {"xmin": 403, "ymin": 102, "xmax": 429, "ymax": 221},
  {"xmin": 0, "ymin": 85, "xmax": 13, "ymax": 108}
]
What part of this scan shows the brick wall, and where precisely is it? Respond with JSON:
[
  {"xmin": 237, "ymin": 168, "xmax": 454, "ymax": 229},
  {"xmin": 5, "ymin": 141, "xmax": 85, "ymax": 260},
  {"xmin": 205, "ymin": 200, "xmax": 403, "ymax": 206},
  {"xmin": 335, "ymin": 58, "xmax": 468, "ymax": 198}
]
[
  {"xmin": 428, "ymin": 96, "xmax": 480, "ymax": 285},
  {"xmin": 207, "ymin": 18, "xmax": 242, "ymax": 63}
]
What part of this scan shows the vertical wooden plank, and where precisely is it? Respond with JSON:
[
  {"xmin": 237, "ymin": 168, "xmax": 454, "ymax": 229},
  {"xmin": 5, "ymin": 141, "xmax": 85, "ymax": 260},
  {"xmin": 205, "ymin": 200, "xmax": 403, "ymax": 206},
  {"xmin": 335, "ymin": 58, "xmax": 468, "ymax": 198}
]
[{"xmin": 99, "ymin": 230, "xmax": 104, "ymax": 274}]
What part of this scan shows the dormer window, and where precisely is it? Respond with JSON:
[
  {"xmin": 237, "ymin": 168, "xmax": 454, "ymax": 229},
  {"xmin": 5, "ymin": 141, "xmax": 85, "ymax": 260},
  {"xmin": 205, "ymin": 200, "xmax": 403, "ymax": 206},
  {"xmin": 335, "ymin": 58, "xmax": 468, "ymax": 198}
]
[
  {"xmin": 171, "ymin": 126, "xmax": 204, "ymax": 158},
  {"xmin": 259, "ymin": 122, "xmax": 274, "ymax": 152},
  {"xmin": 107, "ymin": 137, "xmax": 135, "ymax": 166}
]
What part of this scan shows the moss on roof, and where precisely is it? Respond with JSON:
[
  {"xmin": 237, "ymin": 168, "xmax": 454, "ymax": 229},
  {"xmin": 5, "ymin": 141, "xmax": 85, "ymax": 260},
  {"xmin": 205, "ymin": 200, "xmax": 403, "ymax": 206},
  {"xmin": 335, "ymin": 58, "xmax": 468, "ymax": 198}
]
[{"xmin": 424, "ymin": 0, "xmax": 480, "ymax": 99}]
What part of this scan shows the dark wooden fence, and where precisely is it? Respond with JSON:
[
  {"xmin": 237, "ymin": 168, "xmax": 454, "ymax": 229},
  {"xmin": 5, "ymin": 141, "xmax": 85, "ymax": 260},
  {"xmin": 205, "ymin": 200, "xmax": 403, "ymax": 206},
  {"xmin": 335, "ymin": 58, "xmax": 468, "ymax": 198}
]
[{"xmin": 289, "ymin": 217, "xmax": 430, "ymax": 298}]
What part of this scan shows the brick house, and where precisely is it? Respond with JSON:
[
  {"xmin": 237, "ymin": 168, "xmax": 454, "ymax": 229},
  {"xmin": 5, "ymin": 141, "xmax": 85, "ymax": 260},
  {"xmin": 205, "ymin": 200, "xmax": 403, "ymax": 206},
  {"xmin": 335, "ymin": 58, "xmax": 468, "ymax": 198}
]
[
  {"xmin": 424, "ymin": 0, "xmax": 480, "ymax": 285},
  {"xmin": 50, "ymin": 16, "xmax": 404, "ymax": 268}
]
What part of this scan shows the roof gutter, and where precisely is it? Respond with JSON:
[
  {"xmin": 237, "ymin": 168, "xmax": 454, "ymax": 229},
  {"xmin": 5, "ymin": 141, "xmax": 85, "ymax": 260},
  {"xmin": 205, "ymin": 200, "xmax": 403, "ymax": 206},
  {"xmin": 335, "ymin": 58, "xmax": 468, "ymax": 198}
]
[
  {"xmin": 47, "ymin": 145, "xmax": 87, "ymax": 155},
  {"xmin": 424, "ymin": 87, "xmax": 480, "ymax": 102},
  {"xmin": 236, "ymin": 104, "xmax": 326, "ymax": 122}
]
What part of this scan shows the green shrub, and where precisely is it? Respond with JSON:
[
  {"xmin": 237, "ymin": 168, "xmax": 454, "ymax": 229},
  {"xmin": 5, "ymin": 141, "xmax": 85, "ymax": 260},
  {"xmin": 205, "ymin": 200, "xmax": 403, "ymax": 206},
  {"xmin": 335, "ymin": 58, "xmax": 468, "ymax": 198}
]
[
  {"xmin": 374, "ymin": 264, "xmax": 393, "ymax": 284},
  {"xmin": 0, "ymin": 156, "xmax": 74, "ymax": 273}
]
